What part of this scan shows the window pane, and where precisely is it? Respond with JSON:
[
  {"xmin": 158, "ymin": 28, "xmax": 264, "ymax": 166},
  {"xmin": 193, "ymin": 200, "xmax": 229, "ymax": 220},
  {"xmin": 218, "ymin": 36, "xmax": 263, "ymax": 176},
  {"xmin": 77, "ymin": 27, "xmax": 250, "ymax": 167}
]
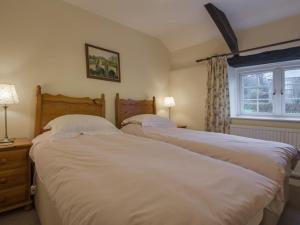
[
  {"xmin": 258, "ymin": 87, "xmax": 271, "ymax": 99},
  {"xmin": 243, "ymin": 100, "xmax": 257, "ymax": 113},
  {"xmin": 285, "ymin": 99, "xmax": 300, "ymax": 114},
  {"xmin": 259, "ymin": 72, "xmax": 273, "ymax": 86},
  {"xmin": 285, "ymin": 69, "xmax": 300, "ymax": 114},
  {"xmin": 258, "ymin": 100, "xmax": 273, "ymax": 113},
  {"xmin": 244, "ymin": 88, "xmax": 257, "ymax": 99},
  {"xmin": 242, "ymin": 75, "xmax": 257, "ymax": 87}
]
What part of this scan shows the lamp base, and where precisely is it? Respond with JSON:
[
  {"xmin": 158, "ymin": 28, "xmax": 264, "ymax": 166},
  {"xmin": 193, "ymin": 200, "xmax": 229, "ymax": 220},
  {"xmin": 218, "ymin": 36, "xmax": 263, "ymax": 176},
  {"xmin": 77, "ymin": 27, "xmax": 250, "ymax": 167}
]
[{"xmin": 0, "ymin": 137, "xmax": 14, "ymax": 144}]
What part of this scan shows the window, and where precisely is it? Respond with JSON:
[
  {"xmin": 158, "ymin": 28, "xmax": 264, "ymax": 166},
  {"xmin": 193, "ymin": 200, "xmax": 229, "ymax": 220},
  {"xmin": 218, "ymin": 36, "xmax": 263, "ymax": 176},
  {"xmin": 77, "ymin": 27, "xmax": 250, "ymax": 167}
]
[
  {"xmin": 284, "ymin": 69, "xmax": 300, "ymax": 114},
  {"xmin": 231, "ymin": 60, "xmax": 300, "ymax": 118},
  {"xmin": 241, "ymin": 72, "xmax": 273, "ymax": 114}
]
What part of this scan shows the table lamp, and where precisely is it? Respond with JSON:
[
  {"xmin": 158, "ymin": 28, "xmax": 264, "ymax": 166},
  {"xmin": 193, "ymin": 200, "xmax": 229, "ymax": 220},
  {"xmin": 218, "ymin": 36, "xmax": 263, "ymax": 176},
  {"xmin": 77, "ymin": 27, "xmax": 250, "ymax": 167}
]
[
  {"xmin": 164, "ymin": 96, "xmax": 175, "ymax": 120},
  {"xmin": 0, "ymin": 84, "xmax": 19, "ymax": 143}
]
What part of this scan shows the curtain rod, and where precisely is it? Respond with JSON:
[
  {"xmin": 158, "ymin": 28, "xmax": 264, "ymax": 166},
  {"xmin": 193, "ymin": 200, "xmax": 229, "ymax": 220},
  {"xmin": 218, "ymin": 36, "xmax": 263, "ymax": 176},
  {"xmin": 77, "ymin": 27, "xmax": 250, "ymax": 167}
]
[{"xmin": 195, "ymin": 38, "xmax": 300, "ymax": 63}]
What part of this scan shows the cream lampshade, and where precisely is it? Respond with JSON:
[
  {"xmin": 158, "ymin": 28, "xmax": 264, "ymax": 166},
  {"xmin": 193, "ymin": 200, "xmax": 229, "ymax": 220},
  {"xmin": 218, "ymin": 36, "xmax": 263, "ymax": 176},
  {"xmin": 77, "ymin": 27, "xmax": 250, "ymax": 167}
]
[
  {"xmin": 164, "ymin": 96, "xmax": 175, "ymax": 119},
  {"xmin": 0, "ymin": 84, "xmax": 19, "ymax": 143}
]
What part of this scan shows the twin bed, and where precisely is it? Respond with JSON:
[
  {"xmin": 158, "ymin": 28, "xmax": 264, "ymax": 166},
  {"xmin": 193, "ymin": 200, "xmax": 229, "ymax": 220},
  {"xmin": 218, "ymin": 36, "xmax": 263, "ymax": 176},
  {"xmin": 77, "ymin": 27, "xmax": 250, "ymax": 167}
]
[
  {"xmin": 116, "ymin": 94, "xmax": 299, "ymax": 206},
  {"xmin": 30, "ymin": 86, "xmax": 299, "ymax": 225}
]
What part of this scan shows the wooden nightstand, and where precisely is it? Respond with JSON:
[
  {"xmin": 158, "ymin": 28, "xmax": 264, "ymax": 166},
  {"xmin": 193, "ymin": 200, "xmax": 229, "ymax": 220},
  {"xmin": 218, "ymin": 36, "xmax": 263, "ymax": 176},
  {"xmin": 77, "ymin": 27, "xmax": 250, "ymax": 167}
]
[
  {"xmin": 177, "ymin": 125, "xmax": 187, "ymax": 129},
  {"xmin": 0, "ymin": 138, "xmax": 32, "ymax": 213}
]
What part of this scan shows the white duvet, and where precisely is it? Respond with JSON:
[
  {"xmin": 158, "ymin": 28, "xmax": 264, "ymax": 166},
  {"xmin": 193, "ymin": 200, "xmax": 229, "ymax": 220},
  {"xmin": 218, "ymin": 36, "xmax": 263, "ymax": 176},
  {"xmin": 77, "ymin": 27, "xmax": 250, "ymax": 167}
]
[
  {"xmin": 31, "ymin": 132, "xmax": 278, "ymax": 225},
  {"xmin": 121, "ymin": 125, "xmax": 299, "ymax": 195}
]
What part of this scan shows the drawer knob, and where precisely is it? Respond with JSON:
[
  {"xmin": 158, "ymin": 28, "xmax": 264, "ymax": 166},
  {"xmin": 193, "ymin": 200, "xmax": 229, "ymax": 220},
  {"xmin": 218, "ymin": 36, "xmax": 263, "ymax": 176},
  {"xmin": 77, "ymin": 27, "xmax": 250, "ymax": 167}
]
[
  {"xmin": 0, "ymin": 158, "xmax": 7, "ymax": 164},
  {"xmin": 0, "ymin": 197, "xmax": 6, "ymax": 203},
  {"xmin": 0, "ymin": 178, "xmax": 7, "ymax": 184}
]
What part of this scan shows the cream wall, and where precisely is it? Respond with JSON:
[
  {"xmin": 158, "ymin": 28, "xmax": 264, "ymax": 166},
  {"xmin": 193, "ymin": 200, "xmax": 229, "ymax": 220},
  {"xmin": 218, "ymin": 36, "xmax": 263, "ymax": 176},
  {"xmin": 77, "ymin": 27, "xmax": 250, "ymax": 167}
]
[
  {"xmin": 170, "ymin": 66, "xmax": 207, "ymax": 130},
  {"xmin": 0, "ymin": 0, "xmax": 170, "ymax": 138},
  {"xmin": 170, "ymin": 14, "xmax": 300, "ymax": 130}
]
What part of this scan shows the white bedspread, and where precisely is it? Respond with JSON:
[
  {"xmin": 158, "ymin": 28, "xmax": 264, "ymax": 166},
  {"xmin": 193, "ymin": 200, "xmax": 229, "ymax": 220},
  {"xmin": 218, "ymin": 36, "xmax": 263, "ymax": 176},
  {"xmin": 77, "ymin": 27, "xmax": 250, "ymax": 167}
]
[
  {"xmin": 121, "ymin": 125, "xmax": 299, "ymax": 194},
  {"xmin": 31, "ymin": 133, "xmax": 278, "ymax": 225}
]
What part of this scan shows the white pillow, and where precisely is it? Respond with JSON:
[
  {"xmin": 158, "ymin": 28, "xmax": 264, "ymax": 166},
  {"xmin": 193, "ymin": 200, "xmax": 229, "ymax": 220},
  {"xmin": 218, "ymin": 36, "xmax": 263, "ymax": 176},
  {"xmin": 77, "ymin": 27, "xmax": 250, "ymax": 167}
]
[
  {"xmin": 122, "ymin": 114, "xmax": 176, "ymax": 128},
  {"xmin": 44, "ymin": 114, "xmax": 121, "ymax": 139}
]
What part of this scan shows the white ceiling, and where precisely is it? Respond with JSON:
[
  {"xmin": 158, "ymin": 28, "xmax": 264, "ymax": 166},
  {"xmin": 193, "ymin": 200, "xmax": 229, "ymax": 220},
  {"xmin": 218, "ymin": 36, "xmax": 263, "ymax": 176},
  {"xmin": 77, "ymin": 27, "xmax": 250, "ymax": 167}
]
[{"xmin": 64, "ymin": 0, "xmax": 300, "ymax": 52}]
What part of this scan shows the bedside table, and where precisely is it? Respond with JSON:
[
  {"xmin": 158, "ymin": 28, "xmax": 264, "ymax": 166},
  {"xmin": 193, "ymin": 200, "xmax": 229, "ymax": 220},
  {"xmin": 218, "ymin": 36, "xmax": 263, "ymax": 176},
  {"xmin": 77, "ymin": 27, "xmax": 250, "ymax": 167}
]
[
  {"xmin": 0, "ymin": 138, "xmax": 32, "ymax": 213},
  {"xmin": 177, "ymin": 125, "xmax": 187, "ymax": 129}
]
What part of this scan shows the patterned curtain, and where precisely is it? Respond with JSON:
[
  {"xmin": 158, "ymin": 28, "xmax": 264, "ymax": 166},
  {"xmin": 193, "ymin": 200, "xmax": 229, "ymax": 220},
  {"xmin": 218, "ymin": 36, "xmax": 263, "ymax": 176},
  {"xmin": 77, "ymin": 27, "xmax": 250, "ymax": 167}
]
[{"xmin": 205, "ymin": 56, "xmax": 230, "ymax": 133}]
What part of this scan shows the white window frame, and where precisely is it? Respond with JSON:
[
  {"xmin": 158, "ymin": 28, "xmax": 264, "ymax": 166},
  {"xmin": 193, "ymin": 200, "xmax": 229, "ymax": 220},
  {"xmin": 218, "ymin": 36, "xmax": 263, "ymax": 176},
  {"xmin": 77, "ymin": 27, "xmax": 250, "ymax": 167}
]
[{"xmin": 231, "ymin": 59, "xmax": 300, "ymax": 119}]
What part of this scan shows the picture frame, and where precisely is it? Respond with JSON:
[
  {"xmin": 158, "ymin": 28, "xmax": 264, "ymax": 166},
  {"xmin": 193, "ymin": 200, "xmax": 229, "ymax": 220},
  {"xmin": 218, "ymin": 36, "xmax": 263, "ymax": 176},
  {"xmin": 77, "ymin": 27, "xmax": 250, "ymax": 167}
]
[{"xmin": 85, "ymin": 43, "xmax": 121, "ymax": 82}]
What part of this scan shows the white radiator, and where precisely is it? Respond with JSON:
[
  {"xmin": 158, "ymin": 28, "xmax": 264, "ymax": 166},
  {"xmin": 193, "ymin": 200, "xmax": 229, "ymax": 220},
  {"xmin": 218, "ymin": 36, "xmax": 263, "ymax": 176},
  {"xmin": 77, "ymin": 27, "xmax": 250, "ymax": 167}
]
[{"xmin": 230, "ymin": 125, "xmax": 300, "ymax": 149}]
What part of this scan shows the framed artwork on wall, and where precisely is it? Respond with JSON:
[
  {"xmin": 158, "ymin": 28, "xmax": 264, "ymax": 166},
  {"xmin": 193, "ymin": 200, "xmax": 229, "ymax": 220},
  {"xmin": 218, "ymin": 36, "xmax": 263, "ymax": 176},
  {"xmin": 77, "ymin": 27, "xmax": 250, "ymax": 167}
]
[{"xmin": 85, "ymin": 43, "xmax": 121, "ymax": 82}]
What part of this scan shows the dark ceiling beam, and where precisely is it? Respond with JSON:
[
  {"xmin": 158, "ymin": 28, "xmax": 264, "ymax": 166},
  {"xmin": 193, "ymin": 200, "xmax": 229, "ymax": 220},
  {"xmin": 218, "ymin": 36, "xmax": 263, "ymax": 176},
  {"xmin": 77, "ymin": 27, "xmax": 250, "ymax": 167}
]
[
  {"xmin": 205, "ymin": 3, "xmax": 239, "ymax": 53},
  {"xmin": 227, "ymin": 46, "xmax": 300, "ymax": 68}
]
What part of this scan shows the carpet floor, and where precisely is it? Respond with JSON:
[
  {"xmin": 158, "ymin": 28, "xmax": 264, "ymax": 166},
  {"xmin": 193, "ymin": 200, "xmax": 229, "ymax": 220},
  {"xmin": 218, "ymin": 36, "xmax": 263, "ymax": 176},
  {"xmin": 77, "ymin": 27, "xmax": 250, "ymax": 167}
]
[
  {"xmin": 0, "ymin": 208, "xmax": 40, "ymax": 225},
  {"xmin": 278, "ymin": 205, "xmax": 300, "ymax": 225}
]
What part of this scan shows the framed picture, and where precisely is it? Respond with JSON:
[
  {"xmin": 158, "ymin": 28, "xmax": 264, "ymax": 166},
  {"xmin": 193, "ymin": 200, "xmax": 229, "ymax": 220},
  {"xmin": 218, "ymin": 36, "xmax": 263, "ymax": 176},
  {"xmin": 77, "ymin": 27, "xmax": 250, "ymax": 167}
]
[{"xmin": 85, "ymin": 43, "xmax": 121, "ymax": 82}]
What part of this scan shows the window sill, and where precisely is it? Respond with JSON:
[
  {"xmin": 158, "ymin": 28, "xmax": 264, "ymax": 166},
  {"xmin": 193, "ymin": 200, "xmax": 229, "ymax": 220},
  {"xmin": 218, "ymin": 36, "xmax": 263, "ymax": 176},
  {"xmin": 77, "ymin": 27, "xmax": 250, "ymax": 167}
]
[{"xmin": 230, "ymin": 116, "xmax": 300, "ymax": 123}]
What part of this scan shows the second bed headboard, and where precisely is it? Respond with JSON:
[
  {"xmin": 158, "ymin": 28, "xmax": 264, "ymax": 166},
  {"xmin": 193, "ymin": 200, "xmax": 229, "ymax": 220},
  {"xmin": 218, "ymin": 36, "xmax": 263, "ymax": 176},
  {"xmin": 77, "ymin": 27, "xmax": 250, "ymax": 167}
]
[
  {"xmin": 115, "ymin": 93, "xmax": 156, "ymax": 128},
  {"xmin": 34, "ymin": 85, "xmax": 105, "ymax": 137}
]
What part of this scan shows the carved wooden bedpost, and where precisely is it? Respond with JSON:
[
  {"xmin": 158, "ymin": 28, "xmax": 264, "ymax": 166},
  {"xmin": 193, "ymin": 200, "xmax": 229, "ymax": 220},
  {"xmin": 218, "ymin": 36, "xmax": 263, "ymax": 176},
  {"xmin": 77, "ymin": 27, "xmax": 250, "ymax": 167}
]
[
  {"xmin": 34, "ymin": 85, "xmax": 42, "ymax": 137},
  {"xmin": 152, "ymin": 96, "xmax": 156, "ymax": 114},
  {"xmin": 101, "ymin": 93, "xmax": 105, "ymax": 118},
  {"xmin": 115, "ymin": 93, "xmax": 120, "ymax": 128}
]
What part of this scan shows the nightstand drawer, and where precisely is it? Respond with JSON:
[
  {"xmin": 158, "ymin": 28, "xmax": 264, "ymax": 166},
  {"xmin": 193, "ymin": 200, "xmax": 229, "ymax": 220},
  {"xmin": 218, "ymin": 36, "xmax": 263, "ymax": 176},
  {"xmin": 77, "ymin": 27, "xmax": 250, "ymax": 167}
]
[
  {"xmin": 0, "ymin": 185, "xmax": 27, "ymax": 209},
  {"xmin": 0, "ymin": 149, "xmax": 27, "ymax": 170},
  {"xmin": 0, "ymin": 168, "xmax": 27, "ymax": 190},
  {"xmin": 0, "ymin": 139, "xmax": 32, "ymax": 213}
]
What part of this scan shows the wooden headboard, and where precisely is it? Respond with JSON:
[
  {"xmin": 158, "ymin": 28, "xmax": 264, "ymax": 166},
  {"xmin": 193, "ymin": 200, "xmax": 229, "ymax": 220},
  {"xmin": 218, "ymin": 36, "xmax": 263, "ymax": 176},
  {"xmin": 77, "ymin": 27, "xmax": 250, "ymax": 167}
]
[
  {"xmin": 34, "ymin": 85, "xmax": 105, "ymax": 137},
  {"xmin": 115, "ymin": 93, "xmax": 156, "ymax": 128}
]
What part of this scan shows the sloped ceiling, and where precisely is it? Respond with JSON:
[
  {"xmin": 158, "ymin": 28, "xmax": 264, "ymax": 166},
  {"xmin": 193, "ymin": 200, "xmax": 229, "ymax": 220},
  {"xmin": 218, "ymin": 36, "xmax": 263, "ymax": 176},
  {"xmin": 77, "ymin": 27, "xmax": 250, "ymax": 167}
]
[{"xmin": 64, "ymin": 0, "xmax": 300, "ymax": 52}]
